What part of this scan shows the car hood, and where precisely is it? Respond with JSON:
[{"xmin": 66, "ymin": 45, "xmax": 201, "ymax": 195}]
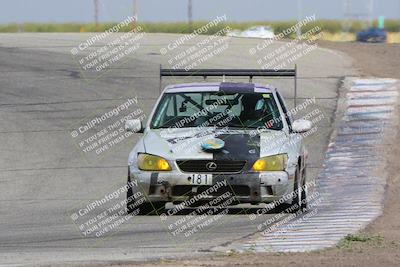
[{"xmin": 143, "ymin": 127, "xmax": 288, "ymax": 160}]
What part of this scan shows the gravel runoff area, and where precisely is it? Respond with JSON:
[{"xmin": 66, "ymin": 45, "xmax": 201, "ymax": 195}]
[{"xmin": 116, "ymin": 42, "xmax": 400, "ymax": 267}]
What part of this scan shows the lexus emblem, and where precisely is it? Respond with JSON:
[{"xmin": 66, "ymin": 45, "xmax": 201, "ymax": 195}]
[{"xmin": 206, "ymin": 162, "xmax": 218, "ymax": 171}]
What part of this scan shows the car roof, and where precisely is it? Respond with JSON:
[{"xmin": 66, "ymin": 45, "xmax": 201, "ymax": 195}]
[{"xmin": 164, "ymin": 82, "xmax": 275, "ymax": 94}]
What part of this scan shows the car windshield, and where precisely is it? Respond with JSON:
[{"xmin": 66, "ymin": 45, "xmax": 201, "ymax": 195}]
[{"xmin": 150, "ymin": 91, "xmax": 283, "ymax": 130}]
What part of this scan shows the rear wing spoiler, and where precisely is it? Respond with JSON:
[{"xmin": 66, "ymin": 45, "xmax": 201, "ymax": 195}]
[{"xmin": 159, "ymin": 65, "xmax": 298, "ymax": 106}]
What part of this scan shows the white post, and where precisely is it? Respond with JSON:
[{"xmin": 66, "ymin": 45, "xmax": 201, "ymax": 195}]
[
  {"xmin": 296, "ymin": 0, "xmax": 302, "ymax": 38},
  {"xmin": 133, "ymin": 0, "xmax": 138, "ymax": 30},
  {"xmin": 368, "ymin": 0, "xmax": 374, "ymax": 27},
  {"xmin": 188, "ymin": 0, "xmax": 193, "ymax": 31},
  {"xmin": 94, "ymin": 0, "xmax": 99, "ymax": 31}
]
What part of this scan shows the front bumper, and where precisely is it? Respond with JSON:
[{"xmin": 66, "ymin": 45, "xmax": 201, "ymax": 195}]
[{"xmin": 129, "ymin": 168, "xmax": 293, "ymax": 204}]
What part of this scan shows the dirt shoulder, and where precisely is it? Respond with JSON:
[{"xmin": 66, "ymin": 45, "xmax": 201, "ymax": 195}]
[
  {"xmin": 117, "ymin": 42, "xmax": 400, "ymax": 267},
  {"xmin": 318, "ymin": 41, "xmax": 400, "ymax": 80}
]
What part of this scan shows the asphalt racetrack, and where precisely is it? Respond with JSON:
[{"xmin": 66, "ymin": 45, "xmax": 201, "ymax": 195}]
[{"xmin": 0, "ymin": 33, "xmax": 357, "ymax": 266}]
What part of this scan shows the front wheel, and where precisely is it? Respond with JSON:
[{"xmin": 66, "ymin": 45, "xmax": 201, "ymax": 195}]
[
  {"xmin": 129, "ymin": 201, "xmax": 166, "ymax": 215},
  {"xmin": 127, "ymin": 199, "xmax": 166, "ymax": 215},
  {"xmin": 288, "ymin": 166, "xmax": 302, "ymax": 213},
  {"xmin": 300, "ymin": 167, "xmax": 308, "ymax": 211},
  {"xmin": 126, "ymin": 169, "xmax": 166, "ymax": 215}
]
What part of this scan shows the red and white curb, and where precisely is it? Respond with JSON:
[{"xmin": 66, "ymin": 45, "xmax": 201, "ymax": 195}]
[{"xmin": 213, "ymin": 78, "xmax": 398, "ymax": 253}]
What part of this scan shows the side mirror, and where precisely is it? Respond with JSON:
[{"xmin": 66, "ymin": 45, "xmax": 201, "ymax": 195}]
[
  {"xmin": 292, "ymin": 119, "xmax": 312, "ymax": 133},
  {"xmin": 125, "ymin": 119, "xmax": 144, "ymax": 133}
]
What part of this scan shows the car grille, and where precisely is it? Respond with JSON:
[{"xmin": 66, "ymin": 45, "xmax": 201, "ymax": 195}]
[
  {"xmin": 171, "ymin": 185, "xmax": 250, "ymax": 197},
  {"xmin": 176, "ymin": 160, "xmax": 246, "ymax": 173}
]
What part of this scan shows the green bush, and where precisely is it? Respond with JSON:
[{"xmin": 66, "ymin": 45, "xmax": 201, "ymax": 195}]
[{"xmin": 0, "ymin": 20, "xmax": 399, "ymax": 34}]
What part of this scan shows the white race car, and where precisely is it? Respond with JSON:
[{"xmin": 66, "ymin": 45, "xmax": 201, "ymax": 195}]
[{"xmin": 125, "ymin": 69, "xmax": 311, "ymax": 215}]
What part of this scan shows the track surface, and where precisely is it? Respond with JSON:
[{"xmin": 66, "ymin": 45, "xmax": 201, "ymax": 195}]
[{"xmin": 0, "ymin": 33, "xmax": 356, "ymax": 266}]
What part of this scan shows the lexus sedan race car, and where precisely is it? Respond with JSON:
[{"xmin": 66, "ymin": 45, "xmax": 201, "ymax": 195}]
[{"xmin": 125, "ymin": 69, "xmax": 312, "ymax": 215}]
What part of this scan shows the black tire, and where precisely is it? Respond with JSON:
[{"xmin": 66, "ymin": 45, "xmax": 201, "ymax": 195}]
[
  {"xmin": 136, "ymin": 202, "xmax": 166, "ymax": 215},
  {"xmin": 128, "ymin": 199, "xmax": 165, "ymax": 215},
  {"xmin": 126, "ymin": 169, "xmax": 136, "ymax": 214},
  {"xmin": 300, "ymin": 167, "xmax": 308, "ymax": 211},
  {"xmin": 288, "ymin": 166, "xmax": 302, "ymax": 213},
  {"xmin": 126, "ymin": 169, "xmax": 166, "ymax": 215}
]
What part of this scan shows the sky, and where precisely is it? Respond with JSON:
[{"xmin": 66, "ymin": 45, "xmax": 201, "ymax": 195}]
[{"xmin": 0, "ymin": 0, "xmax": 399, "ymax": 24}]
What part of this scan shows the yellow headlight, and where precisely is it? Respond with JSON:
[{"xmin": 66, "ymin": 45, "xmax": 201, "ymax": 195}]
[
  {"xmin": 252, "ymin": 154, "xmax": 288, "ymax": 171},
  {"xmin": 137, "ymin": 154, "xmax": 171, "ymax": 171}
]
